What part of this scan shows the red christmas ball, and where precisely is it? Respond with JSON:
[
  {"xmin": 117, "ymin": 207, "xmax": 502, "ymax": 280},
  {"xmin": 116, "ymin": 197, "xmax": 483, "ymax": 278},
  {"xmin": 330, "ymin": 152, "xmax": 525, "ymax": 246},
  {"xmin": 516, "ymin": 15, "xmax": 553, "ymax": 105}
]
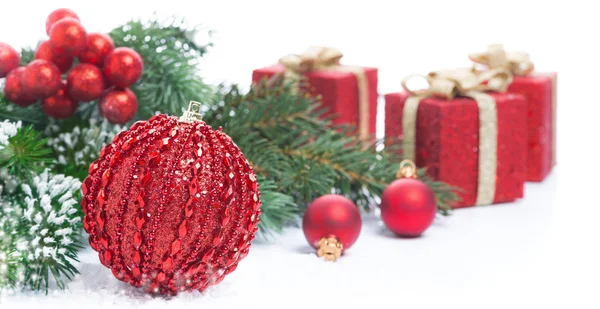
[
  {"xmin": 34, "ymin": 40, "xmax": 73, "ymax": 73},
  {"xmin": 45, "ymin": 8, "xmax": 80, "ymax": 35},
  {"xmin": 103, "ymin": 47, "xmax": 144, "ymax": 87},
  {"xmin": 81, "ymin": 112, "xmax": 262, "ymax": 295},
  {"xmin": 41, "ymin": 80, "xmax": 78, "ymax": 119},
  {"xmin": 380, "ymin": 170, "xmax": 437, "ymax": 237},
  {"xmin": 49, "ymin": 17, "xmax": 88, "ymax": 57},
  {"xmin": 3, "ymin": 67, "xmax": 38, "ymax": 106},
  {"xmin": 0, "ymin": 42, "xmax": 20, "ymax": 78},
  {"xmin": 67, "ymin": 63, "xmax": 106, "ymax": 101},
  {"xmin": 98, "ymin": 88, "xmax": 138, "ymax": 124},
  {"xmin": 78, "ymin": 33, "xmax": 115, "ymax": 66},
  {"xmin": 21, "ymin": 60, "xmax": 62, "ymax": 99},
  {"xmin": 302, "ymin": 194, "xmax": 361, "ymax": 260}
]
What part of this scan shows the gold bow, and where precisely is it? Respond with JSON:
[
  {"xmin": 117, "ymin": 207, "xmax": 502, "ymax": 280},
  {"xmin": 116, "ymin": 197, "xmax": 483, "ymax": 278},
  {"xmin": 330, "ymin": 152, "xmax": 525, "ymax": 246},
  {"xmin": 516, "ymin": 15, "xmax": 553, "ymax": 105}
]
[
  {"xmin": 469, "ymin": 44, "xmax": 534, "ymax": 76},
  {"xmin": 278, "ymin": 47, "xmax": 370, "ymax": 141},
  {"xmin": 278, "ymin": 46, "xmax": 343, "ymax": 73},
  {"xmin": 401, "ymin": 68, "xmax": 512, "ymax": 206}
]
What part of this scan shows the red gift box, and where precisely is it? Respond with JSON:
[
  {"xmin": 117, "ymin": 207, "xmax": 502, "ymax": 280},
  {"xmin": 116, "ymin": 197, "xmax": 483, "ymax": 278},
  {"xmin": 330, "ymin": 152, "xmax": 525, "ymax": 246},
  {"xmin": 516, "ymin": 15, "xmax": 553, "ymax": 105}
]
[
  {"xmin": 252, "ymin": 64, "xmax": 378, "ymax": 139},
  {"xmin": 508, "ymin": 73, "xmax": 557, "ymax": 181},
  {"xmin": 384, "ymin": 91, "xmax": 528, "ymax": 208},
  {"xmin": 468, "ymin": 45, "xmax": 557, "ymax": 182}
]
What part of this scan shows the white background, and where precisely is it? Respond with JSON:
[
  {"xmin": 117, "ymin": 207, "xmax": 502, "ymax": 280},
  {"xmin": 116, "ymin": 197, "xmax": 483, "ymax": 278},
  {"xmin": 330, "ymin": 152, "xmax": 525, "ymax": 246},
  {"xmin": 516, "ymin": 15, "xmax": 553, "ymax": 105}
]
[{"xmin": 2, "ymin": 0, "xmax": 600, "ymax": 308}]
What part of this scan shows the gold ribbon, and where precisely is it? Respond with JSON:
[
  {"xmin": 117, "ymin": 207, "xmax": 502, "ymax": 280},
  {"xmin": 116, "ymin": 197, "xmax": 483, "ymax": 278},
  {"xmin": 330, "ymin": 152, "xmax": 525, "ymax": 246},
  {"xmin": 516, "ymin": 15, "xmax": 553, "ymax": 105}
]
[
  {"xmin": 401, "ymin": 68, "xmax": 512, "ymax": 206},
  {"xmin": 469, "ymin": 44, "xmax": 534, "ymax": 76},
  {"xmin": 278, "ymin": 46, "xmax": 370, "ymax": 141}
]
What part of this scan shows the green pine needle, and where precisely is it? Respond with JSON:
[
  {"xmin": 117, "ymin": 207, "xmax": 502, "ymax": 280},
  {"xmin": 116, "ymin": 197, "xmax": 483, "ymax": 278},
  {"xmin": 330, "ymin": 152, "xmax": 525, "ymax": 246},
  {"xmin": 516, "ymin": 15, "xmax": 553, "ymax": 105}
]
[
  {"xmin": 20, "ymin": 47, "xmax": 35, "ymax": 65},
  {"xmin": 0, "ymin": 125, "xmax": 52, "ymax": 180},
  {"xmin": 255, "ymin": 176, "xmax": 299, "ymax": 237},
  {"xmin": 0, "ymin": 95, "xmax": 49, "ymax": 130}
]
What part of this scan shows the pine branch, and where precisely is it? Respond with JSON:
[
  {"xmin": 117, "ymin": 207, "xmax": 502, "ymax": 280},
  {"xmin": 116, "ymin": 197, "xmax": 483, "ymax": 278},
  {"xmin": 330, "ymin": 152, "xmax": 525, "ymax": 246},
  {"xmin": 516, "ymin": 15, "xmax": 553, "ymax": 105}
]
[
  {"xmin": 20, "ymin": 46, "xmax": 35, "ymax": 65},
  {"xmin": 203, "ymin": 79, "xmax": 460, "ymax": 234},
  {"xmin": 0, "ymin": 95, "xmax": 49, "ymax": 130},
  {"xmin": 0, "ymin": 193, "xmax": 21, "ymax": 289},
  {"xmin": 45, "ymin": 118, "xmax": 125, "ymax": 181},
  {"xmin": 15, "ymin": 169, "xmax": 83, "ymax": 293},
  {"xmin": 109, "ymin": 15, "xmax": 214, "ymax": 120},
  {"xmin": 0, "ymin": 124, "xmax": 52, "ymax": 180},
  {"xmin": 255, "ymin": 176, "xmax": 298, "ymax": 238}
]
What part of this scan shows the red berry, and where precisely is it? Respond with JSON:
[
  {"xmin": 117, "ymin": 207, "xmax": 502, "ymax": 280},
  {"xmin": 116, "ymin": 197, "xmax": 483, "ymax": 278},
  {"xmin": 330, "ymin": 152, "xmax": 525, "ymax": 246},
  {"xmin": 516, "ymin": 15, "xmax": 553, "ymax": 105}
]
[
  {"xmin": 34, "ymin": 40, "xmax": 73, "ymax": 73},
  {"xmin": 98, "ymin": 88, "xmax": 138, "ymax": 124},
  {"xmin": 3, "ymin": 67, "xmax": 38, "ymax": 106},
  {"xmin": 46, "ymin": 8, "xmax": 80, "ymax": 35},
  {"xmin": 49, "ymin": 17, "xmax": 88, "ymax": 57},
  {"xmin": 78, "ymin": 33, "xmax": 115, "ymax": 66},
  {"xmin": 0, "ymin": 42, "xmax": 20, "ymax": 78},
  {"xmin": 41, "ymin": 80, "xmax": 79, "ymax": 119},
  {"xmin": 67, "ymin": 63, "xmax": 106, "ymax": 101},
  {"xmin": 21, "ymin": 60, "xmax": 62, "ymax": 99},
  {"xmin": 103, "ymin": 47, "xmax": 144, "ymax": 87}
]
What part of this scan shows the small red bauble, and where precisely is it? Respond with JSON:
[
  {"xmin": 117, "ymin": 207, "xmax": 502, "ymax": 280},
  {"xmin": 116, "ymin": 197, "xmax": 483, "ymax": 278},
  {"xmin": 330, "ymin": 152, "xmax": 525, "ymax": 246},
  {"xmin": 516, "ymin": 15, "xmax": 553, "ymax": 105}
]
[
  {"xmin": 49, "ymin": 17, "xmax": 88, "ymax": 57},
  {"xmin": 3, "ymin": 67, "xmax": 38, "ymax": 106},
  {"xmin": 0, "ymin": 42, "xmax": 20, "ymax": 78},
  {"xmin": 81, "ymin": 107, "xmax": 262, "ymax": 295},
  {"xmin": 45, "ymin": 8, "xmax": 80, "ymax": 35},
  {"xmin": 380, "ymin": 160, "xmax": 437, "ymax": 237},
  {"xmin": 302, "ymin": 194, "xmax": 362, "ymax": 261},
  {"xmin": 98, "ymin": 88, "xmax": 138, "ymax": 124},
  {"xmin": 34, "ymin": 40, "xmax": 73, "ymax": 73},
  {"xmin": 41, "ymin": 80, "xmax": 78, "ymax": 119},
  {"xmin": 78, "ymin": 33, "xmax": 115, "ymax": 66},
  {"xmin": 67, "ymin": 63, "xmax": 106, "ymax": 101},
  {"xmin": 103, "ymin": 47, "xmax": 144, "ymax": 87},
  {"xmin": 21, "ymin": 59, "xmax": 62, "ymax": 99}
]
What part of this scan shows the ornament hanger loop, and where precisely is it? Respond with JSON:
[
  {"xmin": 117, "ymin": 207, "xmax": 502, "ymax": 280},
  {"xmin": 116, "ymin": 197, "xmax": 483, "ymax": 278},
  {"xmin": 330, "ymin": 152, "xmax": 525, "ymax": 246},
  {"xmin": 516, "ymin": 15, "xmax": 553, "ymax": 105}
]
[
  {"xmin": 180, "ymin": 101, "xmax": 203, "ymax": 122},
  {"xmin": 396, "ymin": 159, "xmax": 418, "ymax": 179}
]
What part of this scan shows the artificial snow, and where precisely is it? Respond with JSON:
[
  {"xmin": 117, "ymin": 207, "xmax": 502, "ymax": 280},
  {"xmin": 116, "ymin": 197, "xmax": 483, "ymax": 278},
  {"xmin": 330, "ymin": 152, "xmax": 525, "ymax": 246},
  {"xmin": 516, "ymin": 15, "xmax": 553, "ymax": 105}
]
[
  {"xmin": 0, "ymin": 120, "xmax": 21, "ymax": 149},
  {"xmin": 0, "ymin": 175, "xmax": 563, "ymax": 308}
]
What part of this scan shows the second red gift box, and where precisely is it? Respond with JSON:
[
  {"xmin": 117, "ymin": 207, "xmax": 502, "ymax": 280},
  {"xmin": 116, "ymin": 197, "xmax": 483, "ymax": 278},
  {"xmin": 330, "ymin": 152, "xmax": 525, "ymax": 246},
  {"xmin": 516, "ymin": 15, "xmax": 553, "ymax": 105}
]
[
  {"xmin": 469, "ymin": 44, "xmax": 557, "ymax": 182},
  {"xmin": 252, "ymin": 46, "xmax": 378, "ymax": 141},
  {"xmin": 385, "ymin": 68, "xmax": 527, "ymax": 208}
]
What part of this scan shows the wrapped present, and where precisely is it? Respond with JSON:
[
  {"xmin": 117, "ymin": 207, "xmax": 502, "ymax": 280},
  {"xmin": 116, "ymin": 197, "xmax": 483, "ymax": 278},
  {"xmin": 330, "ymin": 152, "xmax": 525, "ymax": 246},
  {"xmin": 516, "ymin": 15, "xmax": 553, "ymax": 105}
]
[
  {"xmin": 384, "ymin": 68, "xmax": 527, "ymax": 208},
  {"xmin": 252, "ymin": 47, "xmax": 378, "ymax": 141},
  {"xmin": 469, "ymin": 44, "xmax": 557, "ymax": 182}
]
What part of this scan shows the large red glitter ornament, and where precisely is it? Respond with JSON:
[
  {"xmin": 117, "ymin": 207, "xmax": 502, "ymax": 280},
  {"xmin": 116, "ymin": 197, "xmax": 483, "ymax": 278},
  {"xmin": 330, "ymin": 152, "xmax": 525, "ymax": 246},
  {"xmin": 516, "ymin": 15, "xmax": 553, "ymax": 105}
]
[
  {"xmin": 78, "ymin": 33, "xmax": 115, "ymax": 66},
  {"xmin": 3, "ymin": 67, "xmax": 38, "ymax": 106},
  {"xmin": 379, "ymin": 160, "xmax": 437, "ymax": 238},
  {"xmin": 41, "ymin": 80, "xmax": 78, "ymax": 119},
  {"xmin": 103, "ymin": 47, "xmax": 144, "ymax": 87},
  {"xmin": 302, "ymin": 194, "xmax": 362, "ymax": 261},
  {"xmin": 34, "ymin": 40, "xmax": 73, "ymax": 73},
  {"xmin": 22, "ymin": 59, "xmax": 62, "ymax": 99},
  {"xmin": 67, "ymin": 63, "xmax": 106, "ymax": 101},
  {"xmin": 49, "ymin": 17, "xmax": 88, "ymax": 57},
  {"xmin": 0, "ymin": 42, "xmax": 20, "ymax": 78},
  {"xmin": 45, "ymin": 8, "xmax": 80, "ymax": 35},
  {"xmin": 81, "ymin": 102, "xmax": 262, "ymax": 295},
  {"xmin": 98, "ymin": 88, "xmax": 138, "ymax": 124}
]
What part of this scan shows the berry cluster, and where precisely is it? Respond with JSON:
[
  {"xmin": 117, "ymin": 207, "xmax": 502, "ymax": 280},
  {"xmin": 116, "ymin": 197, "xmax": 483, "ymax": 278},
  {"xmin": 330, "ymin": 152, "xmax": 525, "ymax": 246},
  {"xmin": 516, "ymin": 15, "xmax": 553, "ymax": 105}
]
[{"xmin": 0, "ymin": 8, "xmax": 143, "ymax": 124}]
